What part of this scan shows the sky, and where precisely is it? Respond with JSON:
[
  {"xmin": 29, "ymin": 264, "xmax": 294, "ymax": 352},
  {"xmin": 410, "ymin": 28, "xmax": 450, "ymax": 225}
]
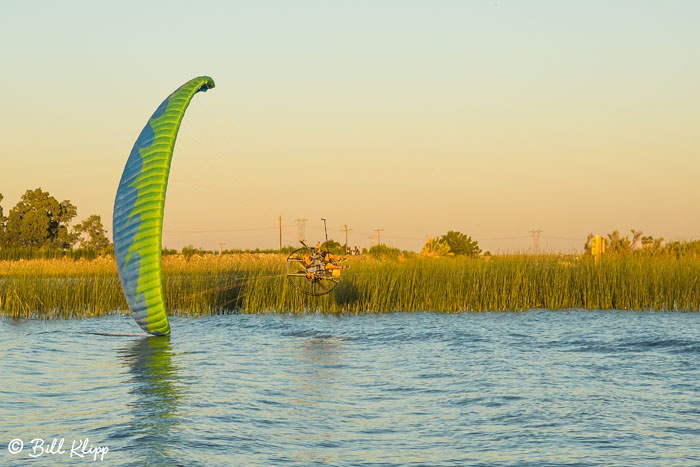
[{"xmin": 1, "ymin": 1, "xmax": 699, "ymax": 253}]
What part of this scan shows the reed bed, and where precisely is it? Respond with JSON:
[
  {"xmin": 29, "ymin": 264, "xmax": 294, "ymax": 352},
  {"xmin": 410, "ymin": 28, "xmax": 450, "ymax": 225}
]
[{"xmin": 1, "ymin": 253, "xmax": 700, "ymax": 320}]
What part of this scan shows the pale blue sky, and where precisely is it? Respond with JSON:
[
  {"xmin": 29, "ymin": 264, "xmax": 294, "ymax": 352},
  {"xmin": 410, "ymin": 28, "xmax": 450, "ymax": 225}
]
[{"xmin": 1, "ymin": 1, "xmax": 699, "ymax": 252}]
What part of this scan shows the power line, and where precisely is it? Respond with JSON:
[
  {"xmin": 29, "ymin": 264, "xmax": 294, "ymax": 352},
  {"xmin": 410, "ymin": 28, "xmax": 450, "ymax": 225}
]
[
  {"xmin": 381, "ymin": 234, "xmax": 427, "ymax": 240},
  {"xmin": 165, "ymin": 226, "xmax": 276, "ymax": 233},
  {"xmin": 167, "ymin": 228, "xmax": 583, "ymax": 242},
  {"xmin": 167, "ymin": 221, "xmax": 587, "ymax": 250},
  {"xmin": 477, "ymin": 235, "xmax": 531, "ymax": 241},
  {"xmin": 542, "ymin": 235, "xmax": 587, "ymax": 241}
]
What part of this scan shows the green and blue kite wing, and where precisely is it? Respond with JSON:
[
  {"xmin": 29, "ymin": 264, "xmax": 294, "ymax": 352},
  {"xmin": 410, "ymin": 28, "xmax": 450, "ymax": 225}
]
[{"xmin": 113, "ymin": 76, "xmax": 215, "ymax": 336}]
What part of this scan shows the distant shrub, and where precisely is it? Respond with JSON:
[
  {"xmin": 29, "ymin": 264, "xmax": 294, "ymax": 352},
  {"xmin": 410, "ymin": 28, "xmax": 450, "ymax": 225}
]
[{"xmin": 421, "ymin": 237, "xmax": 452, "ymax": 257}]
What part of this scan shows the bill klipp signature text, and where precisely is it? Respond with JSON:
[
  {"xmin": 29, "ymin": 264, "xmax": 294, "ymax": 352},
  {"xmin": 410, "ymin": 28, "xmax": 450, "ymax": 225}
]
[{"xmin": 7, "ymin": 437, "xmax": 109, "ymax": 461}]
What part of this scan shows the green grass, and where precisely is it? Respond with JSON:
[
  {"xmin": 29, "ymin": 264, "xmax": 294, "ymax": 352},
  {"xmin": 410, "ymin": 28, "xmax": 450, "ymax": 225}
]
[{"xmin": 1, "ymin": 253, "xmax": 700, "ymax": 320}]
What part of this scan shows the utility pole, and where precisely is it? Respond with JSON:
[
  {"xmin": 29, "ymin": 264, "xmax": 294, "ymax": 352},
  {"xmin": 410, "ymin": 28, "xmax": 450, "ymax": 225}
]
[
  {"xmin": 295, "ymin": 217, "xmax": 308, "ymax": 243},
  {"xmin": 218, "ymin": 242, "xmax": 225, "ymax": 254},
  {"xmin": 529, "ymin": 229, "xmax": 543, "ymax": 255},
  {"xmin": 321, "ymin": 218, "xmax": 328, "ymax": 242},
  {"xmin": 279, "ymin": 216, "xmax": 282, "ymax": 251},
  {"xmin": 341, "ymin": 224, "xmax": 352, "ymax": 249},
  {"xmin": 374, "ymin": 228, "xmax": 384, "ymax": 255},
  {"xmin": 374, "ymin": 228, "xmax": 384, "ymax": 247}
]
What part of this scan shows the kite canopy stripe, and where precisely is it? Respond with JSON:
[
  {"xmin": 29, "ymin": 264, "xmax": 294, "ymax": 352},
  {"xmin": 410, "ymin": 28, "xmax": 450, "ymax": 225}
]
[{"xmin": 113, "ymin": 76, "xmax": 215, "ymax": 336}]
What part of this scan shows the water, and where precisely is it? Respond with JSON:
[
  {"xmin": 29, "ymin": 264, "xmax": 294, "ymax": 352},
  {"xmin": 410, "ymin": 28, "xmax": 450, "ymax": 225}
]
[{"xmin": 1, "ymin": 310, "xmax": 700, "ymax": 466}]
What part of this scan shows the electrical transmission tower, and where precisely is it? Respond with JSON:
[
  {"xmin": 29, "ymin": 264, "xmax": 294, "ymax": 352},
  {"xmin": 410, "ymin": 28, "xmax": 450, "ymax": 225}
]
[
  {"xmin": 374, "ymin": 228, "xmax": 384, "ymax": 254},
  {"xmin": 295, "ymin": 217, "xmax": 308, "ymax": 243},
  {"xmin": 374, "ymin": 228, "xmax": 384, "ymax": 247},
  {"xmin": 529, "ymin": 229, "xmax": 543, "ymax": 254}
]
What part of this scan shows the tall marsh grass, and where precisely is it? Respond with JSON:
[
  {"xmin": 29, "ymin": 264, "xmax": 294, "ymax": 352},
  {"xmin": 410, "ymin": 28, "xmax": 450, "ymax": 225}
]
[{"xmin": 1, "ymin": 253, "xmax": 699, "ymax": 319}]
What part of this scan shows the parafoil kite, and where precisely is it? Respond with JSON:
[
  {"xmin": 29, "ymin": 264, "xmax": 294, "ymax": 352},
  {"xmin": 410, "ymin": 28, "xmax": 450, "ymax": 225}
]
[{"xmin": 113, "ymin": 76, "xmax": 215, "ymax": 336}]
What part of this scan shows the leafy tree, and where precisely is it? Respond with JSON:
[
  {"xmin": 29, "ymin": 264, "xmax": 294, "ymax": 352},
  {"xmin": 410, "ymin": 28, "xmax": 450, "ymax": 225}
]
[
  {"xmin": 630, "ymin": 229, "xmax": 643, "ymax": 250},
  {"xmin": 606, "ymin": 230, "xmax": 635, "ymax": 253},
  {"xmin": 665, "ymin": 240, "xmax": 700, "ymax": 258},
  {"xmin": 3, "ymin": 188, "xmax": 78, "ymax": 248},
  {"xmin": 321, "ymin": 239, "xmax": 345, "ymax": 255},
  {"xmin": 439, "ymin": 231, "xmax": 481, "ymax": 257},
  {"xmin": 182, "ymin": 245, "xmax": 207, "ymax": 261},
  {"xmin": 162, "ymin": 246, "xmax": 178, "ymax": 256},
  {"xmin": 421, "ymin": 237, "xmax": 452, "ymax": 257},
  {"xmin": 584, "ymin": 233, "xmax": 594, "ymax": 254},
  {"xmin": 73, "ymin": 214, "xmax": 111, "ymax": 251},
  {"xmin": 368, "ymin": 244, "xmax": 402, "ymax": 259},
  {"xmin": 641, "ymin": 234, "xmax": 664, "ymax": 254}
]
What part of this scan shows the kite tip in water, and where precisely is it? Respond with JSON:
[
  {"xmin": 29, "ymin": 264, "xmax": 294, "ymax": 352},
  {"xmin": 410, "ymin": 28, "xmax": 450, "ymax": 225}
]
[{"xmin": 85, "ymin": 332, "xmax": 156, "ymax": 337}]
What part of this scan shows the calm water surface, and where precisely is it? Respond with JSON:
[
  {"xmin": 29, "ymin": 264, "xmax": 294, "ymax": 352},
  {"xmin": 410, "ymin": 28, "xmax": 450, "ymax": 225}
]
[{"xmin": 1, "ymin": 310, "xmax": 700, "ymax": 466}]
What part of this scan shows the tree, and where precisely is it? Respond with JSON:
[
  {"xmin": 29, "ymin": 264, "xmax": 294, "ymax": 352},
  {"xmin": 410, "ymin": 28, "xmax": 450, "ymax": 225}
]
[
  {"xmin": 606, "ymin": 230, "xmax": 631, "ymax": 253},
  {"xmin": 73, "ymin": 214, "xmax": 111, "ymax": 251},
  {"xmin": 641, "ymin": 235, "xmax": 664, "ymax": 253},
  {"xmin": 584, "ymin": 233, "xmax": 595, "ymax": 254},
  {"xmin": 630, "ymin": 229, "xmax": 643, "ymax": 250},
  {"xmin": 181, "ymin": 244, "xmax": 206, "ymax": 261},
  {"xmin": 4, "ymin": 188, "xmax": 78, "ymax": 248},
  {"xmin": 421, "ymin": 237, "xmax": 452, "ymax": 257},
  {"xmin": 321, "ymin": 239, "xmax": 345, "ymax": 255},
  {"xmin": 607, "ymin": 229, "xmax": 646, "ymax": 254},
  {"xmin": 368, "ymin": 244, "xmax": 402, "ymax": 258},
  {"xmin": 665, "ymin": 240, "xmax": 700, "ymax": 258},
  {"xmin": 439, "ymin": 231, "xmax": 481, "ymax": 257}
]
